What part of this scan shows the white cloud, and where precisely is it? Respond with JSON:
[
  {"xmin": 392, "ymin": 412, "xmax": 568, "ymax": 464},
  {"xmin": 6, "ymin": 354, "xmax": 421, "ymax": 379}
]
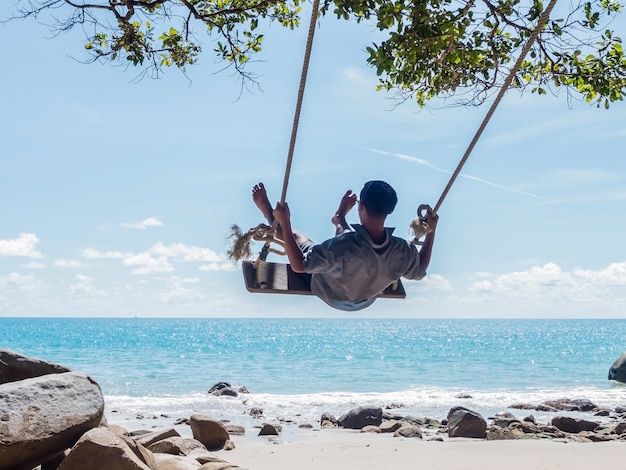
[
  {"xmin": 159, "ymin": 277, "xmax": 205, "ymax": 303},
  {"xmin": 120, "ymin": 217, "xmax": 164, "ymax": 230},
  {"xmin": 82, "ymin": 248, "xmax": 131, "ymax": 259},
  {"xmin": 55, "ymin": 259, "xmax": 88, "ymax": 268},
  {"xmin": 68, "ymin": 274, "xmax": 105, "ymax": 296},
  {"xmin": 200, "ymin": 262, "xmax": 237, "ymax": 272},
  {"xmin": 467, "ymin": 261, "xmax": 626, "ymax": 305},
  {"xmin": 82, "ymin": 242, "xmax": 234, "ymax": 275},
  {"xmin": 414, "ymin": 273, "xmax": 453, "ymax": 291},
  {"xmin": 0, "ymin": 233, "xmax": 44, "ymax": 258},
  {"xmin": 0, "ymin": 272, "xmax": 36, "ymax": 287},
  {"xmin": 23, "ymin": 261, "xmax": 45, "ymax": 269},
  {"xmin": 0, "ymin": 272, "xmax": 44, "ymax": 296},
  {"xmin": 151, "ymin": 242, "xmax": 223, "ymax": 263},
  {"xmin": 123, "ymin": 253, "xmax": 174, "ymax": 275}
]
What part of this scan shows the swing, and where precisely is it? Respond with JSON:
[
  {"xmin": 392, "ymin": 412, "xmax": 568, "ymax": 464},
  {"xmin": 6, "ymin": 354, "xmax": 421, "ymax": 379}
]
[{"xmin": 230, "ymin": 0, "xmax": 558, "ymax": 297}]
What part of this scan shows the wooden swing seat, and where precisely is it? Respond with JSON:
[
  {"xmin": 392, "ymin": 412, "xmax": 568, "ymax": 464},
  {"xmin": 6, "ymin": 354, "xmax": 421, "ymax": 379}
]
[{"xmin": 242, "ymin": 261, "xmax": 406, "ymax": 298}]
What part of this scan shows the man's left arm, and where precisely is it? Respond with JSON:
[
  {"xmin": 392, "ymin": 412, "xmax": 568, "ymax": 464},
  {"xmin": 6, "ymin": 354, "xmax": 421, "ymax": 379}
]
[
  {"xmin": 273, "ymin": 202, "xmax": 306, "ymax": 273},
  {"xmin": 417, "ymin": 210, "xmax": 439, "ymax": 274}
]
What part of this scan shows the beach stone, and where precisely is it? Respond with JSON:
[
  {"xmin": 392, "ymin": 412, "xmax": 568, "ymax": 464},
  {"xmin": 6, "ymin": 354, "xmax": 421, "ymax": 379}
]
[
  {"xmin": 551, "ymin": 416, "xmax": 600, "ymax": 434},
  {"xmin": 542, "ymin": 398, "xmax": 597, "ymax": 412},
  {"xmin": 248, "ymin": 407, "xmax": 263, "ymax": 418},
  {"xmin": 0, "ymin": 371, "xmax": 104, "ymax": 470},
  {"xmin": 447, "ymin": 409, "xmax": 487, "ymax": 439},
  {"xmin": 41, "ymin": 450, "xmax": 70, "ymax": 470},
  {"xmin": 361, "ymin": 425, "xmax": 381, "ymax": 433},
  {"xmin": 225, "ymin": 424, "xmax": 245, "ymax": 436},
  {"xmin": 134, "ymin": 428, "xmax": 181, "ymax": 447},
  {"xmin": 486, "ymin": 425, "xmax": 526, "ymax": 440},
  {"xmin": 258, "ymin": 423, "xmax": 279, "ymax": 436},
  {"xmin": 207, "ymin": 382, "xmax": 248, "ymax": 397},
  {"xmin": 338, "ymin": 407, "xmax": 383, "ymax": 429},
  {"xmin": 122, "ymin": 434, "xmax": 158, "ymax": 469},
  {"xmin": 189, "ymin": 415, "xmax": 230, "ymax": 450},
  {"xmin": 58, "ymin": 427, "xmax": 151, "ymax": 470},
  {"xmin": 380, "ymin": 420, "xmax": 402, "ymax": 433},
  {"xmin": 148, "ymin": 437, "xmax": 207, "ymax": 456},
  {"xmin": 609, "ymin": 352, "xmax": 626, "ymax": 383},
  {"xmin": 613, "ymin": 422, "xmax": 626, "ymax": 434},
  {"xmin": 0, "ymin": 349, "xmax": 70, "ymax": 385},
  {"xmin": 393, "ymin": 425, "xmax": 422, "ymax": 438},
  {"xmin": 153, "ymin": 453, "xmax": 203, "ymax": 469},
  {"xmin": 447, "ymin": 406, "xmax": 472, "ymax": 421}
]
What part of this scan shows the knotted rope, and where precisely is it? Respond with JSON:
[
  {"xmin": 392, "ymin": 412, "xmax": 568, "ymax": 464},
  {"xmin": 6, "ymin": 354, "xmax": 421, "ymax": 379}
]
[{"xmin": 410, "ymin": 0, "xmax": 559, "ymax": 245}]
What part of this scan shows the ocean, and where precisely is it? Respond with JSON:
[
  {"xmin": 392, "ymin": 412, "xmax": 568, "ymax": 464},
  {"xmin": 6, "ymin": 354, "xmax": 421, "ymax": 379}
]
[{"xmin": 3, "ymin": 318, "xmax": 626, "ymax": 433}]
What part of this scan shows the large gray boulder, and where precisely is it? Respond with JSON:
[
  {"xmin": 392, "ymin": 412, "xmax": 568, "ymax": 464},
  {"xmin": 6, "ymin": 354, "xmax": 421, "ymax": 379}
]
[
  {"xmin": 0, "ymin": 371, "xmax": 105, "ymax": 470},
  {"xmin": 608, "ymin": 352, "xmax": 626, "ymax": 383},
  {"xmin": 0, "ymin": 349, "xmax": 70, "ymax": 385}
]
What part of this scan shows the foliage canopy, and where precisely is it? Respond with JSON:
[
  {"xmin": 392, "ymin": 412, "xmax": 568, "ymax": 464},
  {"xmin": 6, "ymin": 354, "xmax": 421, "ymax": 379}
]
[{"xmin": 7, "ymin": 0, "xmax": 626, "ymax": 107}]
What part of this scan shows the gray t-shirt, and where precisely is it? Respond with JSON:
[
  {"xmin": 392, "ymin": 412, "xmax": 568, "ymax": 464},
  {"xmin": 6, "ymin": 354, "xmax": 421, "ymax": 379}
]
[{"xmin": 302, "ymin": 224, "xmax": 424, "ymax": 311}]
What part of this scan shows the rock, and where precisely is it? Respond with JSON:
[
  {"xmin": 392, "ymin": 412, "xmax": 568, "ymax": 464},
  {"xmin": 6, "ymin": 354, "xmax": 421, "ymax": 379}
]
[
  {"xmin": 0, "ymin": 349, "xmax": 71, "ymax": 385},
  {"xmin": 486, "ymin": 425, "xmax": 526, "ymax": 440},
  {"xmin": 121, "ymin": 434, "xmax": 158, "ymax": 469},
  {"xmin": 447, "ymin": 406, "xmax": 472, "ymax": 421},
  {"xmin": 148, "ymin": 437, "xmax": 207, "ymax": 456},
  {"xmin": 208, "ymin": 382, "xmax": 232, "ymax": 393},
  {"xmin": 225, "ymin": 425, "xmax": 245, "ymax": 436},
  {"xmin": 320, "ymin": 420, "xmax": 337, "ymax": 429},
  {"xmin": 153, "ymin": 453, "xmax": 203, "ymax": 469},
  {"xmin": 338, "ymin": 407, "xmax": 383, "ymax": 429},
  {"xmin": 541, "ymin": 398, "xmax": 598, "ymax": 412},
  {"xmin": 207, "ymin": 382, "xmax": 247, "ymax": 397},
  {"xmin": 361, "ymin": 425, "xmax": 381, "ymax": 433},
  {"xmin": 613, "ymin": 422, "xmax": 626, "ymax": 434},
  {"xmin": 190, "ymin": 415, "xmax": 230, "ymax": 451},
  {"xmin": 58, "ymin": 427, "xmax": 152, "ymax": 470},
  {"xmin": 379, "ymin": 420, "xmax": 402, "ymax": 433},
  {"xmin": 248, "ymin": 408, "xmax": 263, "ymax": 418},
  {"xmin": 551, "ymin": 416, "xmax": 600, "ymax": 434},
  {"xmin": 134, "ymin": 428, "xmax": 181, "ymax": 448},
  {"xmin": 320, "ymin": 412, "xmax": 337, "ymax": 425},
  {"xmin": 393, "ymin": 425, "xmax": 422, "ymax": 438},
  {"xmin": 258, "ymin": 424, "xmax": 279, "ymax": 436},
  {"xmin": 0, "ymin": 372, "xmax": 104, "ymax": 470},
  {"xmin": 609, "ymin": 352, "xmax": 626, "ymax": 383},
  {"xmin": 447, "ymin": 409, "xmax": 487, "ymax": 439},
  {"xmin": 41, "ymin": 450, "xmax": 69, "ymax": 470}
]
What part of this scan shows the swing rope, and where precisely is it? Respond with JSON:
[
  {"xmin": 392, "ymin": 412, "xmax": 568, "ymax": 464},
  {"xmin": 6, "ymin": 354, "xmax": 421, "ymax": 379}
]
[
  {"xmin": 227, "ymin": 0, "xmax": 321, "ymax": 279},
  {"xmin": 280, "ymin": 0, "xmax": 321, "ymax": 205},
  {"xmin": 410, "ymin": 0, "xmax": 559, "ymax": 244}
]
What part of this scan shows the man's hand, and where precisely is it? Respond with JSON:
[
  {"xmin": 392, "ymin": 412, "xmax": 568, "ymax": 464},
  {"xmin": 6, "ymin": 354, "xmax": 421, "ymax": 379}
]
[
  {"xmin": 425, "ymin": 209, "xmax": 439, "ymax": 232},
  {"xmin": 273, "ymin": 202, "xmax": 291, "ymax": 228}
]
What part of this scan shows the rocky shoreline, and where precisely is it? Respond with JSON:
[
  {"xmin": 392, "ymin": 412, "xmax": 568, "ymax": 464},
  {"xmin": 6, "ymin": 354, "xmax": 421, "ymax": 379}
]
[{"xmin": 3, "ymin": 349, "xmax": 626, "ymax": 469}]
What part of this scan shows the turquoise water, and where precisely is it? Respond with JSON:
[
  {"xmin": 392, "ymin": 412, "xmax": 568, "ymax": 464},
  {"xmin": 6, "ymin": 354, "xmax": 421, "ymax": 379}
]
[{"xmin": 3, "ymin": 318, "xmax": 626, "ymax": 424}]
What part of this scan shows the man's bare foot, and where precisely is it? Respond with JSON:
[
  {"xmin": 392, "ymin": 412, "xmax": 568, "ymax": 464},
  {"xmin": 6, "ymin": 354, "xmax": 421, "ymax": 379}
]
[
  {"xmin": 331, "ymin": 190, "xmax": 357, "ymax": 226},
  {"xmin": 252, "ymin": 182, "xmax": 274, "ymax": 224}
]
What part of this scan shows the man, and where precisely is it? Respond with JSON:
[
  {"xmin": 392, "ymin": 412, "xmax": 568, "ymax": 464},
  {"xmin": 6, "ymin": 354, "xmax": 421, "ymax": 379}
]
[{"xmin": 252, "ymin": 181, "xmax": 438, "ymax": 311}]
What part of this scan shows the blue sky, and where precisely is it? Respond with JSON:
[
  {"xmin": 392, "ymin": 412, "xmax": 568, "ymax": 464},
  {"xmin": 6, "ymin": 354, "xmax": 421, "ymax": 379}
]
[{"xmin": 1, "ymin": 3, "xmax": 626, "ymax": 318}]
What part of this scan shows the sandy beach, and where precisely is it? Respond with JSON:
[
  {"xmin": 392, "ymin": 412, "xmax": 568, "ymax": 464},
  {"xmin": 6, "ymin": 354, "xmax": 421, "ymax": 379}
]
[{"xmin": 213, "ymin": 429, "xmax": 626, "ymax": 470}]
